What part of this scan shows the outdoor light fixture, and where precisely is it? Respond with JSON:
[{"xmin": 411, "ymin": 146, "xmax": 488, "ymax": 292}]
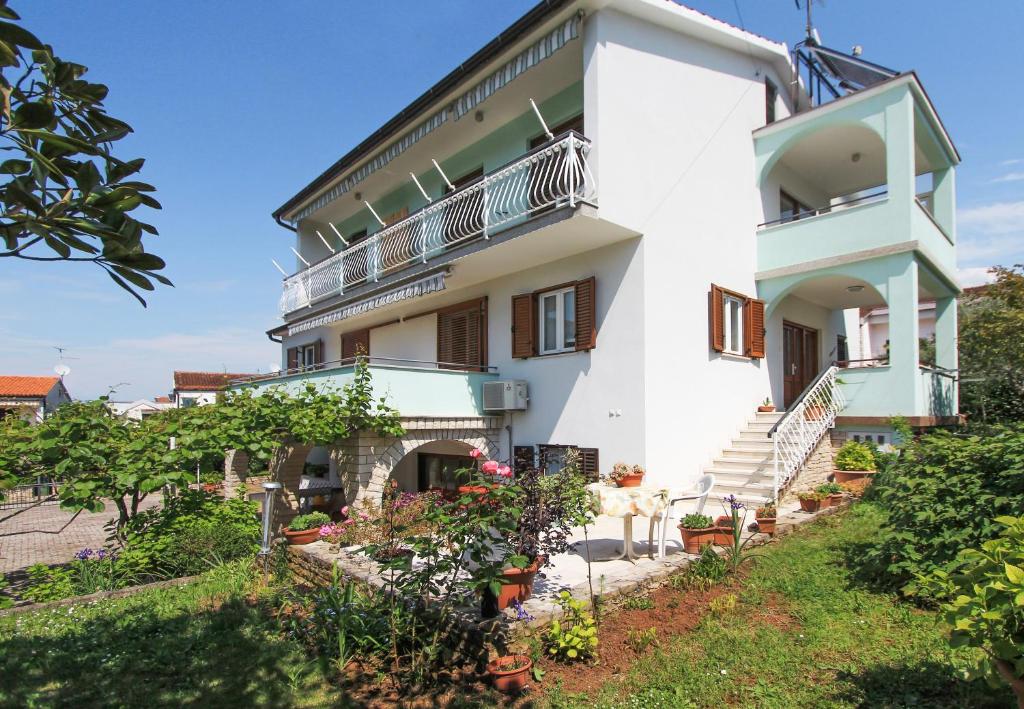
[
  {"xmin": 851, "ymin": 152, "xmax": 862, "ymax": 163},
  {"xmin": 474, "ymin": 110, "xmax": 485, "ymax": 123},
  {"xmin": 260, "ymin": 481, "xmax": 283, "ymax": 555},
  {"xmin": 847, "ymin": 284, "xmax": 865, "ymax": 293},
  {"xmin": 354, "ymin": 191, "xmax": 362, "ymax": 202}
]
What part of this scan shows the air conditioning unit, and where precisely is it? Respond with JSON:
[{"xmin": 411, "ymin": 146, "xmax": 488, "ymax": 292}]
[{"xmin": 482, "ymin": 380, "xmax": 529, "ymax": 411}]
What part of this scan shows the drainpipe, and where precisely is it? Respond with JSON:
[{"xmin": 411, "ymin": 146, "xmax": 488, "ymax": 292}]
[{"xmin": 275, "ymin": 214, "xmax": 297, "ymax": 232}]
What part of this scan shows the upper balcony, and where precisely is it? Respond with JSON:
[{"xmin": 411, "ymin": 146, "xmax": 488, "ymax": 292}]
[
  {"xmin": 753, "ymin": 74, "xmax": 960, "ymax": 283},
  {"xmin": 279, "ymin": 131, "xmax": 595, "ymax": 316}
]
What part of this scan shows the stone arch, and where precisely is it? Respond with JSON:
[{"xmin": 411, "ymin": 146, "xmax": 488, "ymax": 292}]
[{"xmin": 268, "ymin": 440, "xmax": 317, "ymax": 525}]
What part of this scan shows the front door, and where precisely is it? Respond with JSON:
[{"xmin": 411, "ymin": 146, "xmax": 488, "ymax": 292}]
[{"xmin": 783, "ymin": 322, "xmax": 819, "ymax": 408}]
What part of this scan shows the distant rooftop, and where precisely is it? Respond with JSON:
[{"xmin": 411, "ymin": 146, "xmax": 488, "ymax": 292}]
[
  {"xmin": 173, "ymin": 371, "xmax": 259, "ymax": 392},
  {"xmin": 0, "ymin": 375, "xmax": 61, "ymax": 398}
]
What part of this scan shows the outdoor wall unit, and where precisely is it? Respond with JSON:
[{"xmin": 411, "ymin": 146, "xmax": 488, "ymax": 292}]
[{"xmin": 482, "ymin": 380, "xmax": 529, "ymax": 411}]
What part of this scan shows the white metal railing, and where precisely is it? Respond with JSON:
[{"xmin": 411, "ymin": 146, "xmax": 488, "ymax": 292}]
[
  {"xmin": 768, "ymin": 365, "xmax": 846, "ymax": 501},
  {"xmin": 280, "ymin": 131, "xmax": 596, "ymax": 314}
]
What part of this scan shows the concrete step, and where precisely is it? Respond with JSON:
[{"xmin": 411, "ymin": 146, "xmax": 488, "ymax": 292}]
[
  {"xmin": 738, "ymin": 430, "xmax": 775, "ymax": 442},
  {"xmin": 709, "ymin": 457, "xmax": 773, "ymax": 472},
  {"xmin": 744, "ymin": 421, "xmax": 776, "ymax": 432},
  {"xmin": 753, "ymin": 411, "xmax": 784, "ymax": 420},
  {"xmin": 712, "ymin": 480, "xmax": 775, "ymax": 497},
  {"xmin": 704, "ymin": 470, "xmax": 775, "ymax": 487},
  {"xmin": 704, "ymin": 466, "xmax": 774, "ymax": 483},
  {"xmin": 717, "ymin": 448, "xmax": 773, "ymax": 462},
  {"xmin": 727, "ymin": 440, "xmax": 774, "ymax": 452}
]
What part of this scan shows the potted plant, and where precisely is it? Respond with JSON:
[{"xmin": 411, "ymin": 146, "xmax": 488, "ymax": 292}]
[
  {"xmin": 833, "ymin": 440, "xmax": 878, "ymax": 483},
  {"xmin": 757, "ymin": 397, "xmax": 776, "ymax": 413},
  {"xmin": 713, "ymin": 513, "xmax": 736, "ymax": 545},
  {"xmin": 283, "ymin": 511, "xmax": 332, "ymax": 545},
  {"xmin": 607, "ymin": 462, "xmax": 644, "ymax": 488},
  {"xmin": 199, "ymin": 472, "xmax": 223, "ymax": 494},
  {"xmin": 755, "ymin": 500, "xmax": 777, "ymax": 535},
  {"xmin": 797, "ymin": 490, "xmax": 827, "ymax": 513},
  {"xmin": 816, "ymin": 482, "xmax": 844, "ymax": 507},
  {"xmin": 678, "ymin": 513, "xmax": 716, "ymax": 554},
  {"xmin": 486, "ymin": 654, "xmax": 534, "ymax": 694}
]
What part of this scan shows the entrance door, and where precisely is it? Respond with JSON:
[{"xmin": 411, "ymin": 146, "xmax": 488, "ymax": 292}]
[{"xmin": 782, "ymin": 322, "xmax": 819, "ymax": 408}]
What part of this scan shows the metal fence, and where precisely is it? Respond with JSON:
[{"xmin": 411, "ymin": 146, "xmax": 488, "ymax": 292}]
[{"xmin": 0, "ymin": 479, "xmax": 60, "ymax": 509}]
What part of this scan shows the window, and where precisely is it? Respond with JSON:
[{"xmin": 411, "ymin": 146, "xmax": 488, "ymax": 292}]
[
  {"xmin": 286, "ymin": 339, "xmax": 323, "ymax": 372},
  {"xmin": 301, "ymin": 344, "xmax": 317, "ymax": 370},
  {"xmin": 836, "ymin": 335, "xmax": 849, "ymax": 363},
  {"xmin": 780, "ymin": 190, "xmax": 810, "ymax": 224},
  {"xmin": 340, "ymin": 329, "xmax": 370, "ymax": 363},
  {"xmin": 765, "ymin": 78, "xmax": 778, "ymax": 124},
  {"xmin": 709, "ymin": 284, "xmax": 765, "ymax": 359},
  {"xmin": 536, "ymin": 444, "xmax": 600, "ymax": 481},
  {"xmin": 180, "ymin": 397, "xmax": 198, "ymax": 408},
  {"xmin": 511, "ymin": 277, "xmax": 596, "ymax": 358},
  {"xmin": 348, "ymin": 229, "xmax": 367, "ymax": 244},
  {"xmin": 416, "ymin": 453, "xmax": 473, "ymax": 492},
  {"xmin": 538, "ymin": 287, "xmax": 576, "ymax": 354},
  {"xmin": 437, "ymin": 297, "xmax": 487, "ymax": 370}
]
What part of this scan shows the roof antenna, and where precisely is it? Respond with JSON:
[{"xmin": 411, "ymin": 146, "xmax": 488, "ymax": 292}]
[{"xmin": 794, "ymin": 0, "xmax": 822, "ymax": 44}]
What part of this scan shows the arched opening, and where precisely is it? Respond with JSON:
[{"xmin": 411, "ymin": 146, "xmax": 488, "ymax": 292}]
[
  {"xmin": 388, "ymin": 440, "xmax": 477, "ymax": 494},
  {"xmin": 762, "ymin": 123, "xmax": 887, "ymax": 226}
]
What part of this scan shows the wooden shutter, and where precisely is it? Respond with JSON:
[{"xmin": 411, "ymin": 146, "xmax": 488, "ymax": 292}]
[
  {"xmin": 382, "ymin": 206, "xmax": 409, "ymax": 226},
  {"xmin": 312, "ymin": 339, "xmax": 324, "ymax": 368},
  {"xmin": 574, "ymin": 277, "xmax": 597, "ymax": 351},
  {"xmin": 513, "ymin": 446, "xmax": 535, "ymax": 475},
  {"xmin": 511, "ymin": 293, "xmax": 536, "ymax": 359},
  {"xmin": 286, "ymin": 347, "xmax": 298, "ymax": 372},
  {"xmin": 745, "ymin": 298, "xmax": 766, "ymax": 359},
  {"xmin": 579, "ymin": 447, "xmax": 600, "ymax": 482},
  {"xmin": 437, "ymin": 298, "xmax": 484, "ymax": 370},
  {"xmin": 340, "ymin": 329, "xmax": 370, "ymax": 362},
  {"xmin": 709, "ymin": 284, "xmax": 725, "ymax": 352}
]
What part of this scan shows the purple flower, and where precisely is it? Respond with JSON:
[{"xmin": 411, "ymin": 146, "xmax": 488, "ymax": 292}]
[
  {"xmin": 75, "ymin": 548, "xmax": 94, "ymax": 561},
  {"xmin": 509, "ymin": 598, "xmax": 535, "ymax": 622},
  {"xmin": 96, "ymin": 549, "xmax": 108, "ymax": 560},
  {"xmin": 723, "ymin": 495, "xmax": 745, "ymax": 511}
]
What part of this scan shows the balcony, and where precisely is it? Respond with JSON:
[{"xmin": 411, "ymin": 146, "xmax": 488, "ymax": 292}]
[
  {"xmin": 229, "ymin": 357, "xmax": 500, "ymax": 418},
  {"xmin": 280, "ymin": 132, "xmax": 595, "ymax": 316}
]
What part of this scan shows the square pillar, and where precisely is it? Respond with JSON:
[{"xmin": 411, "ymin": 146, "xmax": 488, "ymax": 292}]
[
  {"xmin": 885, "ymin": 256, "xmax": 922, "ymax": 414},
  {"xmin": 934, "ymin": 295, "xmax": 958, "ymax": 412},
  {"xmin": 883, "ymin": 88, "xmax": 916, "ymax": 217},
  {"xmin": 932, "ymin": 167, "xmax": 956, "ymax": 241}
]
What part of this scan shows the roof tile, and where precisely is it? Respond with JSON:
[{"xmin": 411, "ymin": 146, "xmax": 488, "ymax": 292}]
[{"xmin": 0, "ymin": 375, "xmax": 61, "ymax": 398}]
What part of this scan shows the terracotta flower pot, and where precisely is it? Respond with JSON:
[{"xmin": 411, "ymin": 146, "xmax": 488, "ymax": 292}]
[
  {"xmin": 498, "ymin": 557, "xmax": 541, "ymax": 610},
  {"xmin": 487, "ymin": 655, "xmax": 533, "ymax": 694},
  {"xmin": 679, "ymin": 525, "xmax": 716, "ymax": 554},
  {"xmin": 827, "ymin": 493, "xmax": 844, "ymax": 508},
  {"xmin": 283, "ymin": 526, "xmax": 320, "ymax": 545},
  {"xmin": 755, "ymin": 516, "xmax": 776, "ymax": 535},
  {"xmin": 804, "ymin": 404, "xmax": 826, "ymax": 420},
  {"xmin": 201, "ymin": 483, "xmax": 222, "ymax": 494},
  {"xmin": 798, "ymin": 497, "xmax": 822, "ymax": 513},
  {"xmin": 757, "ymin": 405, "xmax": 776, "ymax": 413},
  {"xmin": 713, "ymin": 515, "xmax": 736, "ymax": 545},
  {"xmin": 834, "ymin": 469, "xmax": 877, "ymax": 484},
  {"xmin": 615, "ymin": 473, "xmax": 644, "ymax": 488}
]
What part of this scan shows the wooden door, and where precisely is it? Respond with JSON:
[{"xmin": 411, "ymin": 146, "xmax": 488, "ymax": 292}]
[{"xmin": 783, "ymin": 322, "xmax": 819, "ymax": 408}]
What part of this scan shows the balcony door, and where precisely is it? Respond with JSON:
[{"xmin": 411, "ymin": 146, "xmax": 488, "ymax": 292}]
[
  {"xmin": 436, "ymin": 297, "xmax": 487, "ymax": 371},
  {"xmin": 783, "ymin": 321, "xmax": 818, "ymax": 408}
]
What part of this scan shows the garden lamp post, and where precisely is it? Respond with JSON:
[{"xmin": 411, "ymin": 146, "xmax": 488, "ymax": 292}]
[{"xmin": 260, "ymin": 481, "xmax": 283, "ymax": 555}]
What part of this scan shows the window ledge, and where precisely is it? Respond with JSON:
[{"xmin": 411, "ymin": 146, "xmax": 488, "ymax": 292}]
[{"xmin": 717, "ymin": 351, "xmax": 754, "ymax": 363}]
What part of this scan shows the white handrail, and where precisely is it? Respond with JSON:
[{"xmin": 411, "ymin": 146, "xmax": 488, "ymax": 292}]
[
  {"xmin": 280, "ymin": 132, "xmax": 596, "ymax": 315},
  {"xmin": 770, "ymin": 365, "xmax": 846, "ymax": 501}
]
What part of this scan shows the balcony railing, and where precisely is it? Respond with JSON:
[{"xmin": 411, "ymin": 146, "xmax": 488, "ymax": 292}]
[{"xmin": 281, "ymin": 131, "xmax": 596, "ymax": 315}]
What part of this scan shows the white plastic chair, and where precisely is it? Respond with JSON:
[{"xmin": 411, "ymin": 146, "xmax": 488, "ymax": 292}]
[{"xmin": 650, "ymin": 473, "xmax": 716, "ymax": 558}]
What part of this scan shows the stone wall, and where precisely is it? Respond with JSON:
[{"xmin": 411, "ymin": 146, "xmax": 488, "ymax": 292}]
[{"xmin": 781, "ymin": 432, "xmax": 838, "ymax": 503}]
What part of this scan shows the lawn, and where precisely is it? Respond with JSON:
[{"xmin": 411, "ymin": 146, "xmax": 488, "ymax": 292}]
[{"xmin": 542, "ymin": 504, "xmax": 1012, "ymax": 708}]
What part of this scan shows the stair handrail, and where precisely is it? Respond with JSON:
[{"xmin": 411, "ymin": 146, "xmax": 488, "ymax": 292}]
[{"xmin": 767, "ymin": 363, "xmax": 846, "ymax": 502}]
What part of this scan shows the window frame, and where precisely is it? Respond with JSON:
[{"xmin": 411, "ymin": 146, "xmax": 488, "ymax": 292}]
[
  {"xmin": 722, "ymin": 293, "xmax": 745, "ymax": 355},
  {"xmin": 780, "ymin": 189, "xmax": 811, "ymax": 224},
  {"xmin": 537, "ymin": 285, "xmax": 577, "ymax": 355},
  {"xmin": 765, "ymin": 77, "xmax": 778, "ymax": 124}
]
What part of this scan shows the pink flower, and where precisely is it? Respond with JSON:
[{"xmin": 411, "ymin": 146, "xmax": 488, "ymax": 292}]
[
  {"xmin": 341, "ymin": 505, "xmax": 350, "ymax": 516},
  {"xmin": 469, "ymin": 448, "xmax": 482, "ymax": 459},
  {"xmin": 481, "ymin": 460, "xmax": 499, "ymax": 474},
  {"xmin": 497, "ymin": 465, "xmax": 512, "ymax": 478},
  {"xmin": 344, "ymin": 518, "xmax": 356, "ymax": 525},
  {"xmin": 318, "ymin": 524, "xmax": 334, "ymax": 537},
  {"xmin": 358, "ymin": 512, "xmax": 369, "ymax": 521}
]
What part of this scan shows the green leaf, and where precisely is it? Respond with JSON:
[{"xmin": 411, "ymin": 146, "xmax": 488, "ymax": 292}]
[
  {"xmin": 12, "ymin": 101, "xmax": 54, "ymax": 129},
  {"xmin": 0, "ymin": 158, "xmax": 30, "ymax": 174},
  {"xmin": 1005, "ymin": 562, "xmax": 1024, "ymax": 584},
  {"xmin": 0, "ymin": 20, "xmax": 43, "ymax": 50}
]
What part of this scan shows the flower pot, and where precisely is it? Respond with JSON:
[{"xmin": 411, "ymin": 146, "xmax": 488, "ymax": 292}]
[
  {"xmin": 615, "ymin": 473, "xmax": 644, "ymax": 488},
  {"xmin": 283, "ymin": 526, "xmax": 320, "ymax": 545},
  {"xmin": 757, "ymin": 405, "xmax": 776, "ymax": 413},
  {"xmin": 713, "ymin": 515, "xmax": 736, "ymax": 545},
  {"xmin": 834, "ymin": 469, "xmax": 876, "ymax": 484},
  {"xmin": 201, "ymin": 483, "xmax": 222, "ymax": 494},
  {"xmin": 375, "ymin": 547, "xmax": 414, "ymax": 570},
  {"xmin": 498, "ymin": 557, "xmax": 541, "ymax": 610},
  {"xmin": 487, "ymin": 654, "xmax": 533, "ymax": 694},
  {"xmin": 804, "ymin": 404, "xmax": 826, "ymax": 420},
  {"xmin": 755, "ymin": 516, "xmax": 776, "ymax": 535},
  {"xmin": 679, "ymin": 525, "xmax": 716, "ymax": 554},
  {"xmin": 798, "ymin": 497, "xmax": 822, "ymax": 513},
  {"xmin": 827, "ymin": 493, "xmax": 844, "ymax": 508}
]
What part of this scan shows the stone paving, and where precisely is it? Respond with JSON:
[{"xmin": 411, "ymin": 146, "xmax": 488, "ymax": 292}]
[{"xmin": 0, "ymin": 495, "xmax": 162, "ymax": 575}]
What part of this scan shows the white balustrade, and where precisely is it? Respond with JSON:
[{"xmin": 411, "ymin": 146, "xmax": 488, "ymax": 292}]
[{"xmin": 280, "ymin": 132, "xmax": 595, "ymax": 314}]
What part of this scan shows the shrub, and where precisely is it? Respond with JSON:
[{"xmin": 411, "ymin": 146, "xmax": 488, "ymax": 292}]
[
  {"xmin": 622, "ymin": 594, "xmax": 655, "ymax": 611},
  {"xmin": 911, "ymin": 516, "xmax": 1024, "ymax": 703},
  {"xmin": 680, "ymin": 513, "xmax": 714, "ymax": 529},
  {"xmin": 22, "ymin": 564, "xmax": 75, "ymax": 603},
  {"xmin": 288, "ymin": 511, "xmax": 331, "ymax": 532},
  {"xmin": 797, "ymin": 491, "xmax": 826, "ymax": 501},
  {"xmin": 625, "ymin": 627, "xmax": 658, "ymax": 654},
  {"xmin": 671, "ymin": 546, "xmax": 728, "ymax": 591},
  {"xmin": 545, "ymin": 591, "xmax": 598, "ymax": 662},
  {"xmin": 834, "ymin": 440, "xmax": 877, "ymax": 471},
  {"xmin": 117, "ymin": 490, "xmax": 260, "ymax": 582},
  {"xmin": 859, "ymin": 424, "xmax": 1024, "ymax": 597},
  {"xmin": 815, "ymin": 482, "xmax": 843, "ymax": 495}
]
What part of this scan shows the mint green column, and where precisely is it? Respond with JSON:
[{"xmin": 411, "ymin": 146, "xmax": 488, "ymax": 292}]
[
  {"xmin": 934, "ymin": 295, "xmax": 958, "ymax": 411},
  {"xmin": 932, "ymin": 167, "xmax": 956, "ymax": 240},
  {"xmin": 883, "ymin": 87, "xmax": 916, "ymax": 222},
  {"xmin": 886, "ymin": 254, "xmax": 921, "ymax": 414}
]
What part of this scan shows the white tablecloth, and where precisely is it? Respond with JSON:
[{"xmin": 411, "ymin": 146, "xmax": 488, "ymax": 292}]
[{"xmin": 586, "ymin": 483, "xmax": 668, "ymax": 519}]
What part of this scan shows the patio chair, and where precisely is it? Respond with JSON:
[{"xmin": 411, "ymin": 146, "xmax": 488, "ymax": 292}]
[{"xmin": 650, "ymin": 473, "xmax": 716, "ymax": 559}]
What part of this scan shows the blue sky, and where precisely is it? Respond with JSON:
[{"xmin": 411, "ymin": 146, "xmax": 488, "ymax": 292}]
[{"xmin": 2, "ymin": 1, "xmax": 1021, "ymax": 400}]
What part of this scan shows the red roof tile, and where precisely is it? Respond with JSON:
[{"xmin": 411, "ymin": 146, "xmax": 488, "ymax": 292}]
[
  {"xmin": 173, "ymin": 371, "xmax": 257, "ymax": 391},
  {"xmin": 0, "ymin": 375, "xmax": 61, "ymax": 398},
  {"xmin": 154, "ymin": 396, "xmax": 172, "ymax": 403}
]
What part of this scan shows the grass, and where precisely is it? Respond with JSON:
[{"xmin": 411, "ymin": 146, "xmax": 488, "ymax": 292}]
[
  {"xmin": 545, "ymin": 504, "xmax": 1013, "ymax": 708},
  {"xmin": 0, "ymin": 560, "xmax": 344, "ymax": 708}
]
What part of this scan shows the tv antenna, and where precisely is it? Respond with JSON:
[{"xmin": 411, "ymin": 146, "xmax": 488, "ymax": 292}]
[
  {"xmin": 794, "ymin": 0, "xmax": 824, "ymax": 43},
  {"xmin": 53, "ymin": 346, "xmax": 80, "ymax": 361}
]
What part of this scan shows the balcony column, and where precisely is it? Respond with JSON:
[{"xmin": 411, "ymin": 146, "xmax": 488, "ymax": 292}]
[
  {"xmin": 885, "ymin": 255, "xmax": 922, "ymax": 414},
  {"xmin": 883, "ymin": 88, "xmax": 916, "ymax": 219},
  {"xmin": 934, "ymin": 295, "xmax": 958, "ymax": 411},
  {"xmin": 932, "ymin": 167, "xmax": 957, "ymax": 240}
]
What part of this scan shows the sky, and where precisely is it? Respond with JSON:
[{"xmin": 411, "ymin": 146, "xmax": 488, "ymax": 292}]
[{"xmin": 2, "ymin": 1, "xmax": 1022, "ymax": 401}]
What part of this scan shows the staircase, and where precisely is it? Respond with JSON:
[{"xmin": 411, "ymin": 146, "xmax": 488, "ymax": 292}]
[{"xmin": 702, "ymin": 411, "xmax": 782, "ymax": 506}]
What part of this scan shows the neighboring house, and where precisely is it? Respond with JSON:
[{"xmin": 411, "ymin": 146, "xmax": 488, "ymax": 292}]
[
  {"xmin": 172, "ymin": 371, "xmax": 257, "ymax": 408},
  {"xmin": 107, "ymin": 398, "xmax": 175, "ymax": 420},
  {"xmin": 0, "ymin": 376, "xmax": 71, "ymax": 422},
  {"xmin": 859, "ymin": 301, "xmax": 936, "ymax": 362},
  {"xmin": 235, "ymin": 0, "xmax": 960, "ymax": 510}
]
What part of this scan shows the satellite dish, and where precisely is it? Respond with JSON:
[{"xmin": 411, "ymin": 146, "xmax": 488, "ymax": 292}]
[{"xmin": 54, "ymin": 364, "xmax": 71, "ymax": 378}]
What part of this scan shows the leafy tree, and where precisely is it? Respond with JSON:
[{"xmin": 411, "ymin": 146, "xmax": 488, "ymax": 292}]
[
  {"xmin": 959, "ymin": 266, "xmax": 1024, "ymax": 423},
  {"xmin": 0, "ymin": 1, "xmax": 169, "ymax": 304}
]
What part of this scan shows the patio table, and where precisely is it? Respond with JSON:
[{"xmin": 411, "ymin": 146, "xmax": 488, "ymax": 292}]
[{"xmin": 586, "ymin": 483, "xmax": 669, "ymax": 562}]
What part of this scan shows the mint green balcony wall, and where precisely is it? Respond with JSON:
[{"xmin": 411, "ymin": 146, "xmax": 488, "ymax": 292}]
[
  {"xmin": 232, "ymin": 365, "xmax": 499, "ymax": 418},
  {"xmin": 328, "ymin": 82, "xmax": 584, "ymax": 246}
]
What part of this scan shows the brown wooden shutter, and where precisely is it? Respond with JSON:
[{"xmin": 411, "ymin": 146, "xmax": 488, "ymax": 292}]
[
  {"xmin": 286, "ymin": 347, "xmax": 298, "ymax": 372},
  {"xmin": 574, "ymin": 277, "xmax": 597, "ymax": 351},
  {"xmin": 513, "ymin": 446, "xmax": 535, "ymax": 475},
  {"xmin": 745, "ymin": 298, "xmax": 766, "ymax": 359},
  {"xmin": 312, "ymin": 339, "xmax": 324, "ymax": 368},
  {"xmin": 709, "ymin": 284, "xmax": 725, "ymax": 352},
  {"xmin": 340, "ymin": 329, "xmax": 370, "ymax": 362},
  {"xmin": 437, "ymin": 299, "xmax": 484, "ymax": 370},
  {"xmin": 382, "ymin": 206, "xmax": 409, "ymax": 226},
  {"xmin": 511, "ymin": 293, "xmax": 536, "ymax": 359},
  {"xmin": 579, "ymin": 447, "xmax": 600, "ymax": 482}
]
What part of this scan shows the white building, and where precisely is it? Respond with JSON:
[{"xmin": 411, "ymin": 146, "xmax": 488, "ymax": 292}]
[
  {"xmin": 173, "ymin": 371, "xmax": 257, "ymax": 408},
  {"xmin": 107, "ymin": 398, "xmax": 175, "ymax": 421},
  {"xmin": 236, "ymin": 0, "xmax": 960, "ymax": 510},
  {"xmin": 0, "ymin": 376, "xmax": 71, "ymax": 422}
]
